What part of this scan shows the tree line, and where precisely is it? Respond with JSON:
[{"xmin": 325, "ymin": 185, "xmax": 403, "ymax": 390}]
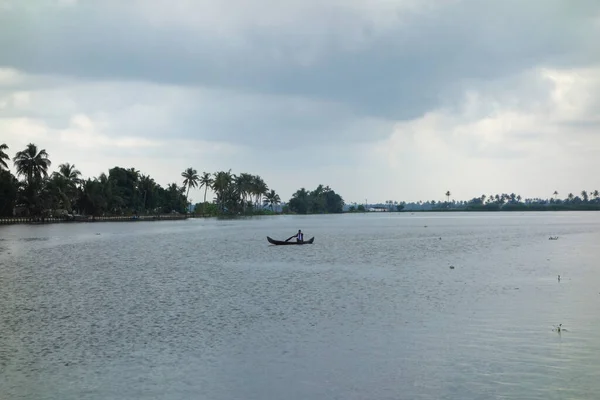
[
  {"xmin": 287, "ymin": 185, "xmax": 345, "ymax": 214},
  {"xmin": 0, "ymin": 142, "xmax": 346, "ymax": 219},
  {"xmin": 0, "ymin": 143, "xmax": 192, "ymax": 218},
  {"xmin": 398, "ymin": 190, "xmax": 600, "ymax": 212}
]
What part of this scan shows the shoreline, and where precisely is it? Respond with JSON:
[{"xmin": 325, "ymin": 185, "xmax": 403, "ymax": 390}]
[
  {"xmin": 3, "ymin": 208, "xmax": 600, "ymax": 225},
  {"xmin": 0, "ymin": 214, "xmax": 190, "ymax": 225}
]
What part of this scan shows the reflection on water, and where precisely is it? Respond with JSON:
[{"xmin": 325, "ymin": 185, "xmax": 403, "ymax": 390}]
[{"xmin": 1, "ymin": 212, "xmax": 600, "ymax": 399}]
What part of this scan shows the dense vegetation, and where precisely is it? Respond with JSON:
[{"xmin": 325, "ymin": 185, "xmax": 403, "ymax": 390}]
[
  {"xmin": 0, "ymin": 143, "xmax": 276, "ymax": 218},
  {"xmin": 448, "ymin": 192, "xmax": 600, "ymax": 211},
  {"xmin": 361, "ymin": 191, "xmax": 600, "ymax": 212},
  {"xmin": 0, "ymin": 143, "xmax": 191, "ymax": 218},
  {"xmin": 0, "ymin": 142, "xmax": 345, "ymax": 219},
  {"xmin": 287, "ymin": 185, "xmax": 345, "ymax": 214}
]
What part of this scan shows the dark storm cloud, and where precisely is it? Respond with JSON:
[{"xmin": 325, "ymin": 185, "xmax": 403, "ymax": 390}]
[{"xmin": 1, "ymin": 0, "xmax": 599, "ymax": 122}]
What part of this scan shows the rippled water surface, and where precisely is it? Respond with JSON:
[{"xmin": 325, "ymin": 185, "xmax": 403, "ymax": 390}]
[{"xmin": 1, "ymin": 212, "xmax": 600, "ymax": 399}]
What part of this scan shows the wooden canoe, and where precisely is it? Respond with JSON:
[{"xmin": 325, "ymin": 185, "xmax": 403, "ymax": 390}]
[{"xmin": 267, "ymin": 236, "xmax": 315, "ymax": 245}]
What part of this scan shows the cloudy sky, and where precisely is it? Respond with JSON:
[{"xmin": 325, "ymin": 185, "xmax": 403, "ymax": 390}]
[{"xmin": 1, "ymin": 0, "xmax": 599, "ymax": 204}]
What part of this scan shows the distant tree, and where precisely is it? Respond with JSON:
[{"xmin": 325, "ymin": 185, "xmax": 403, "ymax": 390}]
[
  {"xmin": 199, "ymin": 172, "xmax": 213, "ymax": 212},
  {"xmin": 263, "ymin": 189, "xmax": 281, "ymax": 212},
  {"xmin": 13, "ymin": 143, "xmax": 51, "ymax": 186},
  {"xmin": 288, "ymin": 185, "xmax": 344, "ymax": 214},
  {"xmin": 581, "ymin": 190, "xmax": 589, "ymax": 202},
  {"xmin": 181, "ymin": 167, "xmax": 199, "ymax": 201}
]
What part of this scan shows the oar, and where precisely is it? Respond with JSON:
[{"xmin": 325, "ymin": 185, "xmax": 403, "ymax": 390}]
[{"xmin": 284, "ymin": 235, "xmax": 296, "ymax": 242}]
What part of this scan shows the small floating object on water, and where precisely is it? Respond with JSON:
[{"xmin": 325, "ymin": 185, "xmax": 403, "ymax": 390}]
[
  {"xmin": 553, "ymin": 323, "xmax": 568, "ymax": 332},
  {"xmin": 549, "ymin": 236, "xmax": 559, "ymax": 240},
  {"xmin": 449, "ymin": 265, "xmax": 455, "ymax": 269},
  {"xmin": 558, "ymin": 275, "xmax": 561, "ymax": 282}
]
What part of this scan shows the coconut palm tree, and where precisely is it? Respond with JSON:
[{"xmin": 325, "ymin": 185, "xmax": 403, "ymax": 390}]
[
  {"xmin": 44, "ymin": 173, "xmax": 71, "ymax": 212},
  {"xmin": 581, "ymin": 190, "xmax": 588, "ymax": 202},
  {"xmin": 0, "ymin": 143, "xmax": 9, "ymax": 171},
  {"xmin": 13, "ymin": 143, "xmax": 51, "ymax": 185},
  {"xmin": 235, "ymin": 172, "xmax": 254, "ymax": 211},
  {"xmin": 553, "ymin": 190, "xmax": 559, "ymax": 200},
  {"xmin": 53, "ymin": 163, "xmax": 82, "ymax": 210},
  {"xmin": 251, "ymin": 175, "xmax": 268, "ymax": 209},
  {"xmin": 198, "ymin": 172, "xmax": 213, "ymax": 214},
  {"xmin": 181, "ymin": 167, "xmax": 199, "ymax": 200},
  {"xmin": 445, "ymin": 190, "xmax": 451, "ymax": 203},
  {"xmin": 58, "ymin": 163, "xmax": 82, "ymax": 186},
  {"xmin": 212, "ymin": 170, "xmax": 233, "ymax": 212},
  {"xmin": 199, "ymin": 172, "xmax": 213, "ymax": 204},
  {"xmin": 263, "ymin": 189, "xmax": 281, "ymax": 212}
]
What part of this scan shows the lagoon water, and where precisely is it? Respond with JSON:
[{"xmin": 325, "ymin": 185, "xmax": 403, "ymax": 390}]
[{"xmin": 1, "ymin": 212, "xmax": 600, "ymax": 399}]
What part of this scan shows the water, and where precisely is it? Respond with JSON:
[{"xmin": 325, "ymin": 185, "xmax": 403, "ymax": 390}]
[{"xmin": 1, "ymin": 212, "xmax": 600, "ymax": 399}]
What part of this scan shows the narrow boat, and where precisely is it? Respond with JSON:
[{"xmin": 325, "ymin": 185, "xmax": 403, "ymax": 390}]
[{"xmin": 267, "ymin": 236, "xmax": 315, "ymax": 245}]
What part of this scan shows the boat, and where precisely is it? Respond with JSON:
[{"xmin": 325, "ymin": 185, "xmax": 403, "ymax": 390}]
[{"xmin": 267, "ymin": 236, "xmax": 315, "ymax": 245}]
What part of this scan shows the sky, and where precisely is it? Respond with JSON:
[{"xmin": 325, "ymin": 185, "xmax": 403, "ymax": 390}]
[{"xmin": 1, "ymin": 0, "xmax": 599, "ymax": 204}]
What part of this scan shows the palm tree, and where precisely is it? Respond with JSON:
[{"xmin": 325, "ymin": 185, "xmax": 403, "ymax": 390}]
[
  {"xmin": 13, "ymin": 143, "xmax": 51, "ymax": 185},
  {"xmin": 593, "ymin": 190, "xmax": 599, "ymax": 202},
  {"xmin": 58, "ymin": 163, "xmax": 82, "ymax": 186},
  {"xmin": 581, "ymin": 190, "xmax": 588, "ymax": 202},
  {"xmin": 263, "ymin": 189, "xmax": 281, "ymax": 212},
  {"xmin": 212, "ymin": 170, "xmax": 233, "ymax": 213},
  {"xmin": 235, "ymin": 172, "xmax": 254, "ymax": 211},
  {"xmin": 199, "ymin": 172, "xmax": 213, "ymax": 213},
  {"xmin": 54, "ymin": 163, "xmax": 82, "ymax": 210},
  {"xmin": 199, "ymin": 172, "xmax": 213, "ymax": 203},
  {"xmin": 251, "ymin": 175, "xmax": 268, "ymax": 209},
  {"xmin": 44, "ymin": 173, "xmax": 71, "ymax": 212},
  {"xmin": 445, "ymin": 191, "xmax": 451, "ymax": 203},
  {"xmin": 553, "ymin": 190, "xmax": 558, "ymax": 200},
  {"xmin": 181, "ymin": 167, "xmax": 199, "ymax": 201},
  {"xmin": 138, "ymin": 174, "xmax": 156, "ymax": 212},
  {"xmin": 567, "ymin": 193, "xmax": 574, "ymax": 202},
  {"xmin": 45, "ymin": 170, "xmax": 76, "ymax": 213},
  {"xmin": 0, "ymin": 143, "xmax": 9, "ymax": 171}
]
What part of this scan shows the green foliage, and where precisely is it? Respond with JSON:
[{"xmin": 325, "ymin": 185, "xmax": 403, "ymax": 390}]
[
  {"xmin": 0, "ymin": 170, "xmax": 19, "ymax": 217},
  {"xmin": 194, "ymin": 202, "xmax": 219, "ymax": 216},
  {"xmin": 288, "ymin": 184, "xmax": 344, "ymax": 214}
]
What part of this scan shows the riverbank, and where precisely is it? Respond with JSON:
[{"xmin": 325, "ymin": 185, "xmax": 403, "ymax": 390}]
[{"xmin": 0, "ymin": 214, "xmax": 190, "ymax": 225}]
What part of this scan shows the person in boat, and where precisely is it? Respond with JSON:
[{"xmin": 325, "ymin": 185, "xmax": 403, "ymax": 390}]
[{"xmin": 294, "ymin": 229, "xmax": 304, "ymax": 243}]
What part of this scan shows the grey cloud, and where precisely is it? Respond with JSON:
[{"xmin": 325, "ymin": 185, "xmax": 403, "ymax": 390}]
[
  {"xmin": 1, "ymin": 0, "xmax": 599, "ymax": 122},
  {"xmin": 0, "ymin": 80, "xmax": 395, "ymax": 149}
]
